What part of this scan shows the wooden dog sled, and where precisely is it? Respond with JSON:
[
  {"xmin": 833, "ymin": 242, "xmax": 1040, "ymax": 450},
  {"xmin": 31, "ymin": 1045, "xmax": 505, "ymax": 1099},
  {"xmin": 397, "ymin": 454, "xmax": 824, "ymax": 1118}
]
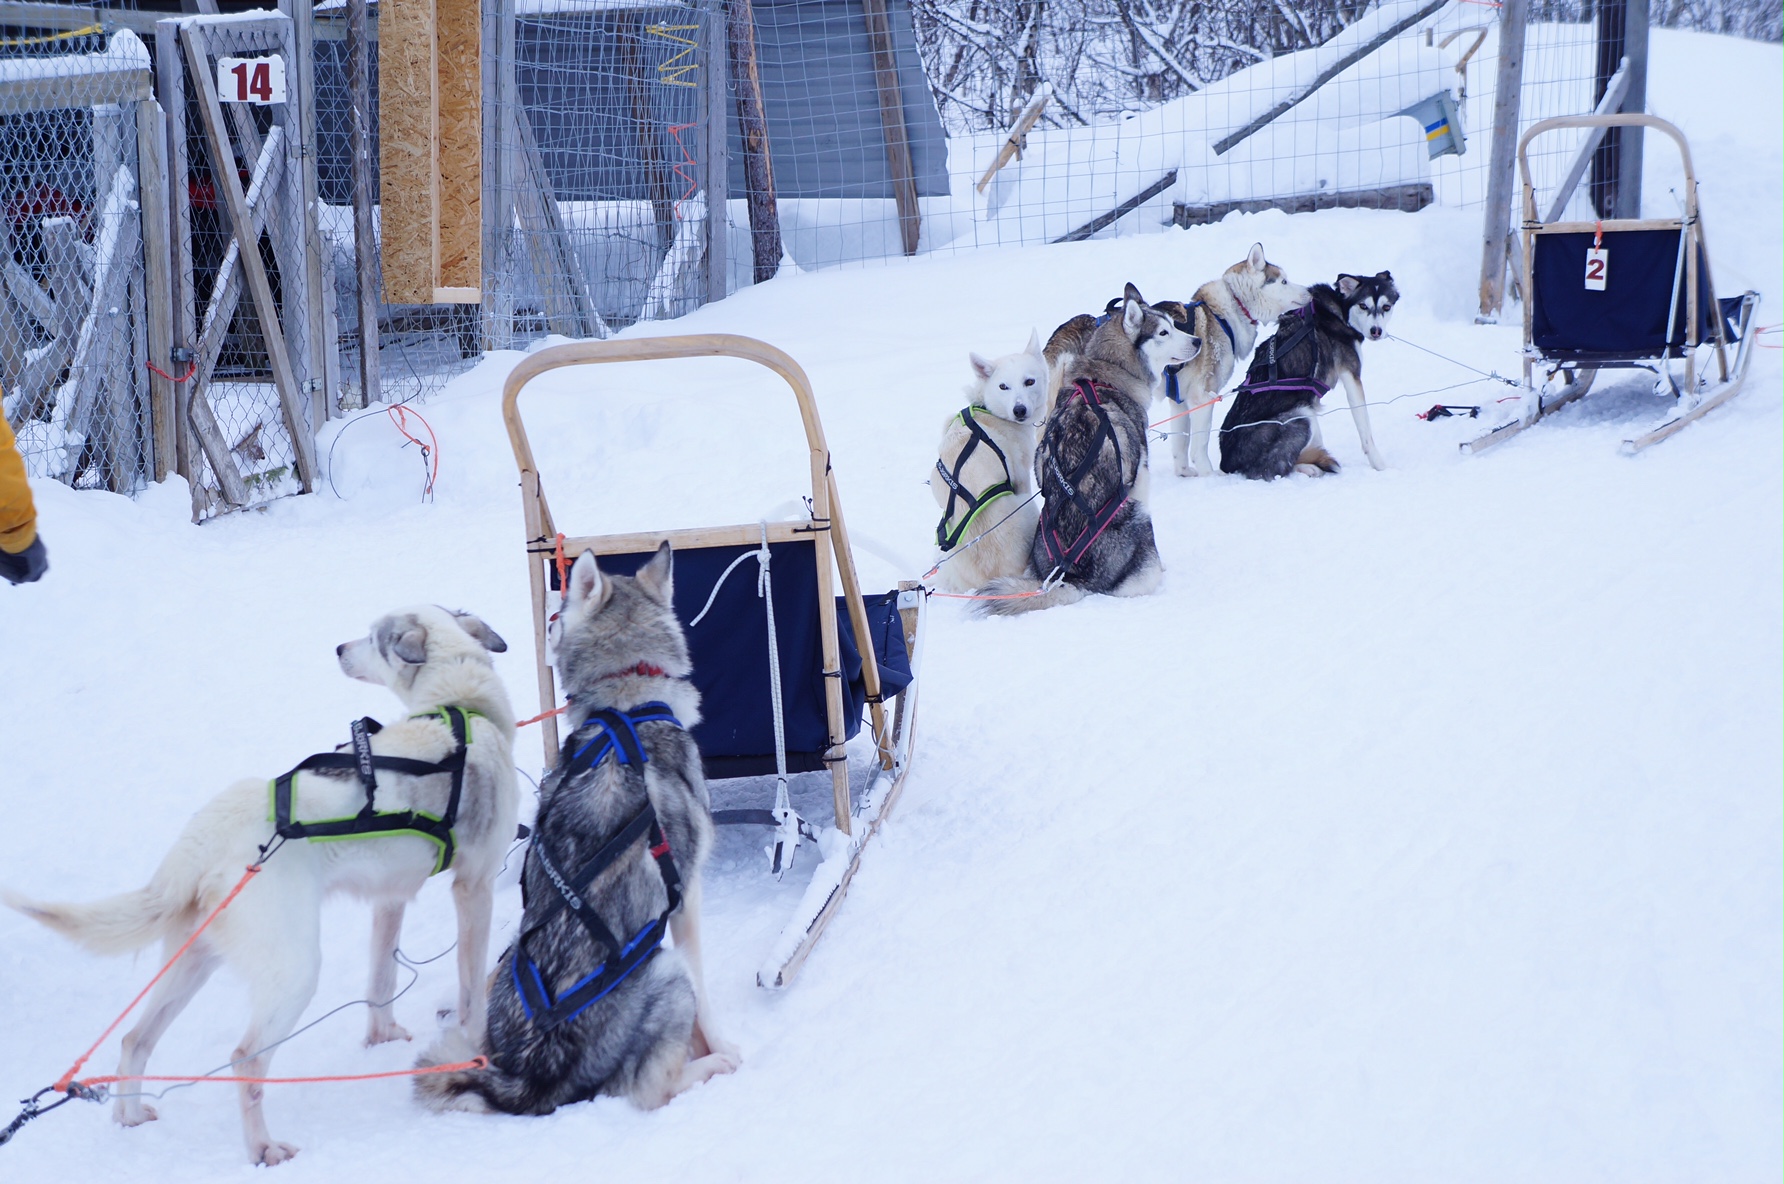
[{"xmin": 502, "ymin": 334, "xmax": 924, "ymax": 988}]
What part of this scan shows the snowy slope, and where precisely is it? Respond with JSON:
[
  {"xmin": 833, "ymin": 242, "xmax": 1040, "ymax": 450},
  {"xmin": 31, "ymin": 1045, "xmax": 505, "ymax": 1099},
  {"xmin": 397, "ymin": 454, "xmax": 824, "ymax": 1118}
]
[{"xmin": 0, "ymin": 29, "xmax": 1778, "ymax": 1183}]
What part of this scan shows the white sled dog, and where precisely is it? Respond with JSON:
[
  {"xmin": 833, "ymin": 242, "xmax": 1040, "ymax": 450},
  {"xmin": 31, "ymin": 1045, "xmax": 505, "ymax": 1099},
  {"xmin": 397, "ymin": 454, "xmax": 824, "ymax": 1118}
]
[
  {"xmin": 1169, "ymin": 243, "xmax": 1312, "ymax": 478},
  {"xmin": 7, "ymin": 607, "xmax": 519, "ymax": 1166},
  {"xmin": 930, "ymin": 332, "xmax": 1046, "ymax": 592}
]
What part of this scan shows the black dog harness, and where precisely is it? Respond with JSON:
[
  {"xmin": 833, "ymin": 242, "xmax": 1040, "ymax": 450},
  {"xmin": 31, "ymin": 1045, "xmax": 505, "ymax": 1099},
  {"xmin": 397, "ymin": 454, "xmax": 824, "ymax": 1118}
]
[
  {"xmin": 270, "ymin": 706, "xmax": 478, "ymax": 875},
  {"xmin": 1233, "ymin": 303, "xmax": 1328, "ymax": 401},
  {"xmin": 512, "ymin": 703, "xmax": 685, "ymax": 1032},
  {"xmin": 934, "ymin": 406, "xmax": 1017, "ymax": 552},
  {"xmin": 1038, "ymin": 378, "xmax": 1131, "ymax": 575}
]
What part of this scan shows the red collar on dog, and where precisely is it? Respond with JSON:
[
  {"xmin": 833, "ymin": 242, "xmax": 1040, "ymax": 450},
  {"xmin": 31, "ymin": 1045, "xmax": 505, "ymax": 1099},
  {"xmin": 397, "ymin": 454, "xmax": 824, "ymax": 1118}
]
[
  {"xmin": 601, "ymin": 662, "xmax": 669, "ymax": 681},
  {"xmin": 1225, "ymin": 278, "xmax": 1258, "ymax": 325}
]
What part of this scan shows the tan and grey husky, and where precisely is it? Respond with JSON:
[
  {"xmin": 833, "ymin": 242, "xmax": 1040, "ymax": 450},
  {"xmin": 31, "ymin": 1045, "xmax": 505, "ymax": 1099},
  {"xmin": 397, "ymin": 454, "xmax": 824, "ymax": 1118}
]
[
  {"xmin": 1168, "ymin": 243, "xmax": 1312, "ymax": 478},
  {"xmin": 7, "ymin": 607, "xmax": 519, "ymax": 1165},
  {"xmin": 930, "ymin": 332, "xmax": 1046, "ymax": 592}
]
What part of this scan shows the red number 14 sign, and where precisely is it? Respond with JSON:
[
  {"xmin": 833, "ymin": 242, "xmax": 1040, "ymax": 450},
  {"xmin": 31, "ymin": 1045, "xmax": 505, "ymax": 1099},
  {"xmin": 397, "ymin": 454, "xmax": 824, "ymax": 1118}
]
[{"xmin": 218, "ymin": 55, "xmax": 286, "ymax": 105}]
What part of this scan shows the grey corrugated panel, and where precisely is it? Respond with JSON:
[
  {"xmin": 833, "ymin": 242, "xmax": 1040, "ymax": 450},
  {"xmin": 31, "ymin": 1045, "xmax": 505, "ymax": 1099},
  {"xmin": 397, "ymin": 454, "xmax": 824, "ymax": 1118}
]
[{"xmin": 727, "ymin": 0, "xmax": 949, "ymax": 199}]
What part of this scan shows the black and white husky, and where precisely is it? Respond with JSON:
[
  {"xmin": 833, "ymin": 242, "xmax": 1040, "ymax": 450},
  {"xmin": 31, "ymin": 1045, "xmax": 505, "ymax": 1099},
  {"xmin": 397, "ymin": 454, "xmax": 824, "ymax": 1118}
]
[
  {"xmin": 1218, "ymin": 272, "xmax": 1397, "ymax": 480},
  {"xmin": 415, "ymin": 543, "xmax": 738, "ymax": 1115},
  {"xmin": 980, "ymin": 283, "xmax": 1200, "ymax": 614}
]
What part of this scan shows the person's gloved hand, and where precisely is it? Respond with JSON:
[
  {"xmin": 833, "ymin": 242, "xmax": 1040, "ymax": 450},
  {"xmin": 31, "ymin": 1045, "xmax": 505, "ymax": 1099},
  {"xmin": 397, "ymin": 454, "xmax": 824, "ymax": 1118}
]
[{"xmin": 0, "ymin": 535, "xmax": 47, "ymax": 584}]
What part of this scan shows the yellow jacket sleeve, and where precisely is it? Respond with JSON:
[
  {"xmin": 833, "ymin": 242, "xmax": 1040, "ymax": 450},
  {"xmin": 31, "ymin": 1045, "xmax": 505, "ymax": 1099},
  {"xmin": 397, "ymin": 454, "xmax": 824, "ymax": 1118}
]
[{"xmin": 0, "ymin": 414, "xmax": 39, "ymax": 554}]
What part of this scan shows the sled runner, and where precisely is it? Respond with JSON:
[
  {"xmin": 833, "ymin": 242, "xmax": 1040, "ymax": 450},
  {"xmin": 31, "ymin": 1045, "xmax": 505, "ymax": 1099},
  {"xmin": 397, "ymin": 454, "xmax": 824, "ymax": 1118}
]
[
  {"xmin": 502, "ymin": 335, "xmax": 924, "ymax": 989},
  {"xmin": 1464, "ymin": 113, "xmax": 1760, "ymax": 455}
]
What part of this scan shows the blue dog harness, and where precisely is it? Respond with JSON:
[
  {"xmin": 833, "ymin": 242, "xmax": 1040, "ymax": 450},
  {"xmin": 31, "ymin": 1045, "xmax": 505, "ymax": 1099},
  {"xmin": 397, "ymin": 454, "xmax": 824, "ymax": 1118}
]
[{"xmin": 512, "ymin": 703, "xmax": 686, "ymax": 1032}]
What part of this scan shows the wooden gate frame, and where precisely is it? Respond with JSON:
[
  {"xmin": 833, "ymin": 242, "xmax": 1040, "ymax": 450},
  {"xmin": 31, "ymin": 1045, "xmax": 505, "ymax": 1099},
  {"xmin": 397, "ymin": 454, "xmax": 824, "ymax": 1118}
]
[
  {"xmin": 158, "ymin": 13, "xmax": 322, "ymax": 509},
  {"xmin": 502, "ymin": 334, "xmax": 892, "ymax": 834}
]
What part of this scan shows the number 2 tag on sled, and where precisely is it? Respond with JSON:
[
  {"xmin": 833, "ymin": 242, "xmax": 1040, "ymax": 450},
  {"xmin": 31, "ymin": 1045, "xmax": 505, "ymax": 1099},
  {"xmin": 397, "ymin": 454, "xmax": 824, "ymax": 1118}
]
[{"xmin": 1584, "ymin": 247, "xmax": 1608, "ymax": 291}]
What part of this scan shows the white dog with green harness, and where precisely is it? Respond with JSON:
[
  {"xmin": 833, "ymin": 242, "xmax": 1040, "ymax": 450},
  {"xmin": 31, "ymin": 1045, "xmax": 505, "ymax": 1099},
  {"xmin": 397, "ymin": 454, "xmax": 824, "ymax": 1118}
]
[
  {"xmin": 6, "ymin": 606, "xmax": 518, "ymax": 1166},
  {"xmin": 930, "ymin": 332, "xmax": 1046, "ymax": 593}
]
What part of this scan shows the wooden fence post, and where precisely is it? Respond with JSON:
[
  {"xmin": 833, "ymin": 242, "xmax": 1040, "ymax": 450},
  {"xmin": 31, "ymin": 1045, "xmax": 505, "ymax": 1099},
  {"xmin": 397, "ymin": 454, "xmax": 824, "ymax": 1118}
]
[
  {"xmin": 347, "ymin": 0, "xmax": 381, "ymax": 405},
  {"xmin": 1478, "ymin": 0, "xmax": 1526, "ymax": 320},
  {"xmin": 723, "ymin": 0, "xmax": 780, "ymax": 283},
  {"xmin": 136, "ymin": 99, "xmax": 176, "ymax": 482},
  {"xmin": 861, "ymin": 0, "xmax": 919, "ymax": 256}
]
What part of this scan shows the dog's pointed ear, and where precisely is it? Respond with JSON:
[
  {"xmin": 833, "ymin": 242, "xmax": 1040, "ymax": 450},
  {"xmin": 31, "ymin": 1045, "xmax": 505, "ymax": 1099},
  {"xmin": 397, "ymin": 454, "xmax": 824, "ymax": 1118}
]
[
  {"xmin": 635, "ymin": 540, "xmax": 674, "ymax": 606},
  {"xmin": 1247, "ymin": 242, "xmax": 1267, "ymax": 272},
  {"xmin": 969, "ymin": 352, "xmax": 995, "ymax": 380},
  {"xmin": 1122, "ymin": 282, "xmax": 1146, "ymax": 333},
  {"xmin": 378, "ymin": 616, "xmax": 429, "ymax": 666},
  {"xmin": 1025, "ymin": 328, "xmax": 1043, "ymax": 358},
  {"xmin": 566, "ymin": 550, "xmax": 608, "ymax": 613},
  {"xmin": 1336, "ymin": 274, "xmax": 1361, "ymax": 298},
  {"xmin": 448, "ymin": 609, "xmax": 508, "ymax": 653},
  {"xmin": 1376, "ymin": 270, "xmax": 1393, "ymax": 281}
]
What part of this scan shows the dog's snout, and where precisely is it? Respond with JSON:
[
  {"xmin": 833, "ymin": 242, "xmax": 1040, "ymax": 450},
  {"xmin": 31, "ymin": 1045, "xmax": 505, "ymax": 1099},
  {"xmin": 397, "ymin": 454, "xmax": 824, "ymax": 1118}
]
[
  {"xmin": 1012, "ymin": 404, "xmax": 1029, "ymax": 422},
  {"xmin": 336, "ymin": 642, "xmax": 346, "ymax": 656},
  {"xmin": 1369, "ymin": 327, "xmax": 1383, "ymax": 340}
]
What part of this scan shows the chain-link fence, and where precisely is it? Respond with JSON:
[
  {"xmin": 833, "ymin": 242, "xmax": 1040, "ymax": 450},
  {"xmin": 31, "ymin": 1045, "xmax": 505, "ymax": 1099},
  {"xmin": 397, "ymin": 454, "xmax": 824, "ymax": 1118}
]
[
  {"xmin": 0, "ymin": 22, "xmax": 153, "ymax": 494},
  {"xmin": 158, "ymin": 12, "xmax": 323, "ymax": 518}
]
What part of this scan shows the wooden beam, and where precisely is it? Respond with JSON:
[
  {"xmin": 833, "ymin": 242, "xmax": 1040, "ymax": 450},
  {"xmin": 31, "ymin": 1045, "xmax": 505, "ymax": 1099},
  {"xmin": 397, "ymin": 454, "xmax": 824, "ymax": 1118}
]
[
  {"xmin": 435, "ymin": 0, "xmax": 481, "ymax": 298},
  {"xmin": 378, "ymin": 0, "xmax": 480, "ymax": 305},
  {"xmin": 1213, "ymin": 0, "xmax": 1450, "ymax": 156},
  {"xmin": 700, "ymin": 6, "xmax": 728, "ymax": 305},
  {"xmin": 1055, "ymin": 170, "xmax": 1177, "ymax": 243},
  {"xmin": 182, "ymin": 22, "xmax": 318, "ymax": 493},
  {"xmin": 1480, "ymin": 0, "xmax": 1527, "ymax": 318},
  {"xmin": 861, "ymin": 0, "xmax": 919, "ymax": 256},
  {"xmin": 377, "ymin": 0, "xmax": 438, "ymax": 305},
  {"xmin": 1173, "ymin": 182, "xmax": 1433, "ymax": 227},
  {"xmin": 724, "ymin": 0, "xmax": 781, "ymax": 283},
  {"xmin": 0, "ymin": 64, "xmax": 150, "ymax": 112},
  {"xmin": 136, "ymin": 99, "xmax": 176, "ymax": 482},
  {"xmin": 347, "ymin": 0, "xmax": 381, "ymax": 403}
]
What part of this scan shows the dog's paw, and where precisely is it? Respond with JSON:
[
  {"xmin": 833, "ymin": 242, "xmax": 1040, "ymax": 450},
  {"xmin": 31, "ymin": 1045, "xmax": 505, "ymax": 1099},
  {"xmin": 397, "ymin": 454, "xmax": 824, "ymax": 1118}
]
[
  {"xmin": 114, "ymin": 1101, "xmax": 157, "ymax": 1127},
  {"xmin": 366, "ymin": 1020, "xmax": 413, "ymax": 1046},
  {"xmin": 705, "ymin": 1035, "xmax": 742, "ymax": 1065},
  {"xmin": 253, "ymin": 1140, "xmax": 300, "ymax": 1167},
  {"xmin": 1173, "ymin": 458, "xmax": 1195, "ymax": 478}
]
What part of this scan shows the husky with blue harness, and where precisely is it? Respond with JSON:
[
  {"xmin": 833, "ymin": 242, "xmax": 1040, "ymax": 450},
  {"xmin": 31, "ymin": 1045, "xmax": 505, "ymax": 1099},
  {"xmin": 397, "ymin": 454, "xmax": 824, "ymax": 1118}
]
[{"xmin": 415, "ymin": 543, "xmax": 739, "ymax": 1115}]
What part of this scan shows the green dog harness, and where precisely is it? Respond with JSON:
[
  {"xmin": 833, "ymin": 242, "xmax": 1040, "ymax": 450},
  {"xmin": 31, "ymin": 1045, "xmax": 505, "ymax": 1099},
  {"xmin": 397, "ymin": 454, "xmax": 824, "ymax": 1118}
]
[
  {"xmin": 269, "ymin": 706, "xmax": 479, "ymax": 875},
  {"xmin": 935, "ymin": 406, "xmax": 1018, "ymax": 552}
]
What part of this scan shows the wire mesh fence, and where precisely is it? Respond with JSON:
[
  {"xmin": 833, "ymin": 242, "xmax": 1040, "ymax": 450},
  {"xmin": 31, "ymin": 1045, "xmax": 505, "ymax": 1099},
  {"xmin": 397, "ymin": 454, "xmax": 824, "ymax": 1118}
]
[
  {"xmin": 0, "ymin": 22, "xmax": 153, "ymax": 494},
  {"xmin": 159, "ymin": 12, "xmax": 325, "ymax": 518}
]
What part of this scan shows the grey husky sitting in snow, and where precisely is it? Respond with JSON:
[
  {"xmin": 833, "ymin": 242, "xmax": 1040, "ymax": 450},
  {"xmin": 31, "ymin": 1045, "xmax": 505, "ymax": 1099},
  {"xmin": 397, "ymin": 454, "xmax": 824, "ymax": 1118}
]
[
  {"xmin": 980, "ymin": 283, "xmax": 1200, "ymax": 614},
  {"xmin": 930, "ymin": 331, "xmax": 1046, "ymax": 592},
  {"xmin": 414, "ymin": 542, "xmax": 738, "ymax": 1115},
  {"xmin": 8, "ymin": 607, "xmax": 519, "ymax": 1165}
]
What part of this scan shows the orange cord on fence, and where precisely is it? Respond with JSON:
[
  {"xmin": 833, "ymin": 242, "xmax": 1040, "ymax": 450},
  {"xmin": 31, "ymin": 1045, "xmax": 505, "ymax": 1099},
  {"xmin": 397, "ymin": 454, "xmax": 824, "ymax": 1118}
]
[
  {"xmin": 53, "ymin": 863, "xmax": 264, "ymax": 1092},
  {"xmin": 146, "ymin": 359, "xmax": 196, "ymax": 384},
  {"xmin": 667, "ymin": 124, "xmax": 699, "ymax": 221},
  {"xmin": 82, "ymin": 1057, "xmax": 490, "ymax": 1091},
  {"xmin": 386, "ymin": 404, "xmax": 440, "ymax": 497}
]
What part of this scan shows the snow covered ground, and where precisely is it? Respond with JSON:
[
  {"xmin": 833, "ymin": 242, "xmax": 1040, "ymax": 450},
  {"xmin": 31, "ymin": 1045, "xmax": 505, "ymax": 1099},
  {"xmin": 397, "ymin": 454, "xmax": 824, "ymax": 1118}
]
[{"xmin": 1, "ymin": 28, "xmax": 1778, "ymax": 1184}]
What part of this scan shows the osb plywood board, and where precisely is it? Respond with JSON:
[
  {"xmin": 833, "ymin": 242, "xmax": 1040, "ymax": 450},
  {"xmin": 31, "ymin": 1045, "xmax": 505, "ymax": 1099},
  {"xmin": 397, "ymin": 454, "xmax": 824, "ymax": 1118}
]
[
  {"xmin": 378, "ymin": 0, "xmax": 437, "ymax": 304},
  {"xmin": 436, "ymin": 0, "xmax": 481, "ymax": 297}
]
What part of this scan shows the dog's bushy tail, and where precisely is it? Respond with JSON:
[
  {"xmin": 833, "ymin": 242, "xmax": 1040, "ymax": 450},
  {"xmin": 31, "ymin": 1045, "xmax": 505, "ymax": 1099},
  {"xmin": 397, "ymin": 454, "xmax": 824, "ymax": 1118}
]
[
  {"xmin": 413, "ymin": 1029, "xmax": 545, "ymax": 1116},
  {"xmin": 4, "ymin": 816, "xmax": 221, "ymax": 954},
  {"xmin": 1295, "ymin": 444, "xmax": 1341, "ymax": 474},
  {"xmin": 970, "ymin": 575, "xmax": 1086, "ymax": 617},
  {"xmin": 8, "ymin": 880, "xmax": 186, "ymax": 956}
]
